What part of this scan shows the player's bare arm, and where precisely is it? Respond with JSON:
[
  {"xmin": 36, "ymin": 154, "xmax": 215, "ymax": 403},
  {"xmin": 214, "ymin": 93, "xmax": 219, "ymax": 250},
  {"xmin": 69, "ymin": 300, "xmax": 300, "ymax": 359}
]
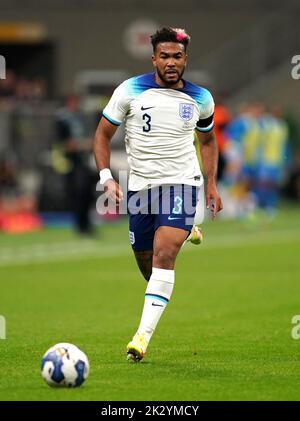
[
  {"xmin": 197, "ymin": 129, "xmax": 223, "ymax": 219},
  {"xmin": 93, "ymin": 117, "xmax": 123, "ymax": 203}
]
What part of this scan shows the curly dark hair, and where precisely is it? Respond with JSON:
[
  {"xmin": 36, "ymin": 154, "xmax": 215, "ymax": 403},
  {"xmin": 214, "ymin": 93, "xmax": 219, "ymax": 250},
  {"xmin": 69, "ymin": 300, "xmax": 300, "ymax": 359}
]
[{"xmin": 150, "ymin": 27, "xmax": 191, "ymax": 52}]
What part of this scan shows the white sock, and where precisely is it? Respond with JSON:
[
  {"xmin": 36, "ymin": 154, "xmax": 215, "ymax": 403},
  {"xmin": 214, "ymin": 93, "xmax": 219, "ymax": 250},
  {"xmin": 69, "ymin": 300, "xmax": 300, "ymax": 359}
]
[{"xmin": 137, "ymin": 267, "xmax": 175, "ymax": 344}]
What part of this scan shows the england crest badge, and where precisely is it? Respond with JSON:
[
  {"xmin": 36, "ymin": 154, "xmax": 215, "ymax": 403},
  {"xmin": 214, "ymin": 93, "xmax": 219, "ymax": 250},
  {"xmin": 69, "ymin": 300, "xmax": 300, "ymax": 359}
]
[{"xmin": 179, "ymin": 103, "xmax": 194, "ymax": 121}]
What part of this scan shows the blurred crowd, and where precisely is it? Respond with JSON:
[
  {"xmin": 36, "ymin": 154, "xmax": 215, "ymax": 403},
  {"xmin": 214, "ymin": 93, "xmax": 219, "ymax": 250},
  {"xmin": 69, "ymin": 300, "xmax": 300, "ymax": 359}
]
[
  {"xmin": 0, "ymin": 70, "xmax": 48, "ymax": 103},
  {"xmin": 0, "ymin": 71, "xmax": 300, "ymax": 234},
  {"xmin": 214, "ymin": 101, "xmax": 300, "ymax": 220},
  {"xmin": 0, "ymin": 70, "xmax": 50, "ymax": 233}
]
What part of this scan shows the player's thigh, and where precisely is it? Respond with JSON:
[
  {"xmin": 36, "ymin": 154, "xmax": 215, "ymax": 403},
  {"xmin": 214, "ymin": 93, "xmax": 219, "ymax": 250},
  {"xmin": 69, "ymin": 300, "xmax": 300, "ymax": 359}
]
[
  {"xmin": 128, "ymin": 189, "xmax": 157, "ymax": 279},
  {"xmin": 128, "ymin": 212, "xmax": 155, "ymax": 251},
  {"xmin": 155, "ymin": 184, "xmax": 198, "ymax": 236},
  {"xmin": 152, "ymin": 185, "xmax": 198, "ymax": 268},
  {"xmin": 127, "ymin": 190, "xmax": 155, "ymax": 252},
  {"xmin": 154, "ymin": 225, "xmax": 188, "ymax": 252},
  {"xmin": 153, "ymin": 226, "xmax": 188, "ymax": 269},
  {"xmin": 128, "ymin": 212, "xmax": 155, "ymax": 279}
]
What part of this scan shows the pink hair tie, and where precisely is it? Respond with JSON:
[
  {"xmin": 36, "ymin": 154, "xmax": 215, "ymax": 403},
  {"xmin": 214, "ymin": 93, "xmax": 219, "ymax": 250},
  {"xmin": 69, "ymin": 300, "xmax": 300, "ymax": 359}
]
[
  {"xmin": 176, "ymin": 31, "xmax": 187, "ymax": 41},
  {"xmin": 172, "ymin": 27, "xmax": 190, "ymax": 42}
]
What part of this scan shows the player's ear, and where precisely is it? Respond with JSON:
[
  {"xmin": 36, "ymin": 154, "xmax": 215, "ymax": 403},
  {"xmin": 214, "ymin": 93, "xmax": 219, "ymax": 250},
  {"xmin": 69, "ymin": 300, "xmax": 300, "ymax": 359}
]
[{"xmin": 184, "ymin": 53, "xmax": 188, "ymax": 66}]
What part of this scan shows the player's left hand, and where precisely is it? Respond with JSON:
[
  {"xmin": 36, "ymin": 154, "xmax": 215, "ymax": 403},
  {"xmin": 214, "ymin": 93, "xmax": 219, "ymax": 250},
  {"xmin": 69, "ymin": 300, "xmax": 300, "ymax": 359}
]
[{"xmin": 205, "ymin": 180, "xmax": 223, "ymax": 220}]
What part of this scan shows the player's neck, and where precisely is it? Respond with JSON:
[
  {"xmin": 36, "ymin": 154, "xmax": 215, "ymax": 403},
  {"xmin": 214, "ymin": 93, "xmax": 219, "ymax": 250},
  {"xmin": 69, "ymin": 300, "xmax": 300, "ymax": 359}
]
[{"xmin": 154, "ymin": 73, "xmax": 184, "ymax": 89}]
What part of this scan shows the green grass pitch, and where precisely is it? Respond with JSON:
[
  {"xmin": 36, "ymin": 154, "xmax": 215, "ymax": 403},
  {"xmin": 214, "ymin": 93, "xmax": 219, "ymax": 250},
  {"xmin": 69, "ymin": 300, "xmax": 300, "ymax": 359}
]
[{"xmin": 0, "ymin": 206, "xmax": 300, "ymax": 401}]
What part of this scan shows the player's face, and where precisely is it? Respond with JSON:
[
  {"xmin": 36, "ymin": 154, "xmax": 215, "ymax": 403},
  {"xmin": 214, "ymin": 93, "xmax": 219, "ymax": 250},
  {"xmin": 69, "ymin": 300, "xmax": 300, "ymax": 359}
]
[{"xmin": 152, "ymin": 42, "xmax": 187, "ymax": 88}]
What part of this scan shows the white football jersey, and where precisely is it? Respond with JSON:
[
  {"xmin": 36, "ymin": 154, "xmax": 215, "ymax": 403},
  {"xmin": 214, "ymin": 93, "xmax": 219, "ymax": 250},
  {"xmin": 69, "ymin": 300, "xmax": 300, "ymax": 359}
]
[{"xmin": 103, "ymin": 72, "xmax": 214, "ymax": 191}]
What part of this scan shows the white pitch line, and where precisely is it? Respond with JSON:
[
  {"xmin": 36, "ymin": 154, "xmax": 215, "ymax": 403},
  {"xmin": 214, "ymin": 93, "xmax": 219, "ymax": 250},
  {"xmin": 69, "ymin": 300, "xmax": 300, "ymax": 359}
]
[
  {"xmin": 0, "ymin": 242, "xmax": 130, "ymax": 267},
  {"xmin": 0, "ymin": 227, "xmax": 299, "ymax": 267}
]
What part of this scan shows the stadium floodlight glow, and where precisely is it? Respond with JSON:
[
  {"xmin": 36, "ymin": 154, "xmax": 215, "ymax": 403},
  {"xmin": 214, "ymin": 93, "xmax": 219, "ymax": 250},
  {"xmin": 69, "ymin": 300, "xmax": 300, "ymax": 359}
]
[
  {"xmin": 0, "ymin": 55, "xmax": 6, "ymax": 79},
  {"xmin": 0, "ymin": 315, "xmax": 6, "ymax": 339}
]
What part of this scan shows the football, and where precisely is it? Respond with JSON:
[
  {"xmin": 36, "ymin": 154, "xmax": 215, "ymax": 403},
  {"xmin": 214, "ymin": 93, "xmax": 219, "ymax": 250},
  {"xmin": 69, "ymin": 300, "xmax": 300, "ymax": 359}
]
[{"xmin": 41, "ymin": 343, "xmax": 89, "ymax": 387}]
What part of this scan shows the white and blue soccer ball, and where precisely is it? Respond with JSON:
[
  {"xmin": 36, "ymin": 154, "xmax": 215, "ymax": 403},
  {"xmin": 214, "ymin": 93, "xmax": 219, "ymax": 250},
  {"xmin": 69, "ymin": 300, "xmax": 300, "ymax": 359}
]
[{"xmin": 41, "ymin": 343, "xmax": 89, "ymax": 387}]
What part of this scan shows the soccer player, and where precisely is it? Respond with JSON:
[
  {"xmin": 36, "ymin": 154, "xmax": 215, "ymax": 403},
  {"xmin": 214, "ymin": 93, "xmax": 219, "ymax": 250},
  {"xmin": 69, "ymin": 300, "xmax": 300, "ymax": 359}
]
[{"xmin": 93, "ymin": 27, "xmax": 222, "ymax": 362}]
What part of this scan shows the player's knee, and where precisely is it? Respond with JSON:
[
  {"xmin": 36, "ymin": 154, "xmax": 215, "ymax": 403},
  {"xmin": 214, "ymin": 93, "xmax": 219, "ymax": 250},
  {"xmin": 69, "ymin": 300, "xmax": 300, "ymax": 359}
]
[{"xmin": 153, "ymin": 244, "xmax": 178, "ymax": 268}]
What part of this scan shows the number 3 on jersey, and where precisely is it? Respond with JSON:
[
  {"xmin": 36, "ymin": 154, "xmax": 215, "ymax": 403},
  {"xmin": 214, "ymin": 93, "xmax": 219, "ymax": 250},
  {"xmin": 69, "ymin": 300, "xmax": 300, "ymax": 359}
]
[{"xmin": 142, "ymin": 113, "xmax": 151, "ymax": 132}]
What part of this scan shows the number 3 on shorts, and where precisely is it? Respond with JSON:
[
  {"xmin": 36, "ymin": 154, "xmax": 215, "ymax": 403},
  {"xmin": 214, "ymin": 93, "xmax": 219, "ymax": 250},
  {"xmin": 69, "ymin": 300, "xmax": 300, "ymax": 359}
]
[{"xmin": 172, "ymin": 196, "xmax": 183, "ymax": 214}]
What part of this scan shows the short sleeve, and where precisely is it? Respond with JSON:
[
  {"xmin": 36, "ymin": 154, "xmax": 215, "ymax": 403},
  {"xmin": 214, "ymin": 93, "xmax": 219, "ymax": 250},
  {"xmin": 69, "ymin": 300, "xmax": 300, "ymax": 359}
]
[
  {"xmin": 196, "ymin": 89, "xmax": 215, "ymax": 132},
  {"xmin": 102, "ymin": 82, "xmax": 130, "ymax": 126}
]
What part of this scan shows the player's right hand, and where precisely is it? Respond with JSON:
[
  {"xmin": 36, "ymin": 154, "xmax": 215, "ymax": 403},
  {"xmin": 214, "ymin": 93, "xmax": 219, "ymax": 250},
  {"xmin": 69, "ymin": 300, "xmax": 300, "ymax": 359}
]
[
  {"xmin": 103, "ymin": 179, "xmax": 124, "ymax": 203},
  {"xmin": 205, "ymin": 180, "xmax": 223, "ymax": 220}
]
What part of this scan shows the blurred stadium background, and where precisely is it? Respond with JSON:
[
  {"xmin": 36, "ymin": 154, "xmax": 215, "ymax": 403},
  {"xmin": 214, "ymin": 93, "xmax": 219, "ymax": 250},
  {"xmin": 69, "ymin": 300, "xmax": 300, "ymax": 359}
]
[
  {"xmin": 0, "ymin": 0, "xmax": 300, "ymax": 232},
  {"xmin": 0, "ymin": 0, "xmax": 299, "ymax": 233},
  {"xmin": 0, "ymin": 0, "xmax": 300, "ymax": 401}
]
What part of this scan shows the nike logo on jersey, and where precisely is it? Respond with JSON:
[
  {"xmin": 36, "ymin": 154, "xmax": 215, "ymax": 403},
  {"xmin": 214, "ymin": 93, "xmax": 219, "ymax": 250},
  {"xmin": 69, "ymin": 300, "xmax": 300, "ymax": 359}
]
[
  {"xmin": 141, "ymin": 105, "xmax": 155, "ymax": 110},
  {"xmin": 152, "ymin": 302, "xmax": 164, "ymax": 307},
  {"xmin": 168, "ymin": 216, "xmax": 181, "ymax": 220}
]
